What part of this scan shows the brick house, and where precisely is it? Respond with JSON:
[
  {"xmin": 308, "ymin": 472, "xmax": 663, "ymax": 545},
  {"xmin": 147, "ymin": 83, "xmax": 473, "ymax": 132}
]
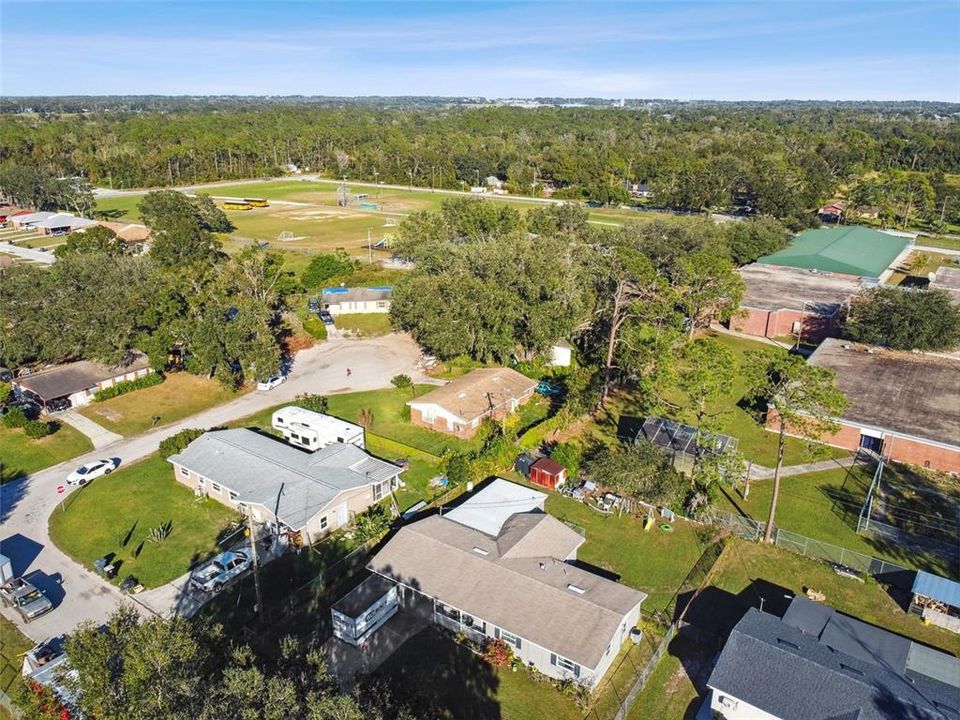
[{"xmin": 407, "ymin": 368, "xmax": 537, "ymax": 438}]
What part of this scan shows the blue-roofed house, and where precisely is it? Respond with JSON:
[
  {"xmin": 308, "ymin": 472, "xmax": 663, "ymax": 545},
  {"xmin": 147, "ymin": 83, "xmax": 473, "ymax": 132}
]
[
  {"xmin": 911, "ymin": 571, "xmax": 960, "ymax": 634},
  {"xmin": 705, "ymin": 597, "xmax": 960, "ymax": 720},
  {"xmin": 168, "ymin": 428, "xmax": 403, "ymax": 544},
  {"xmin": 321, "ymin": 286, "xmax": 392, "ymax": 315}
]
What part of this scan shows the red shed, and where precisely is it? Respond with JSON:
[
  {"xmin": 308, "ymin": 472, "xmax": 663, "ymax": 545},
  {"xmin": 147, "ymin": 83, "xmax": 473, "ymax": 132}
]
[{"xmin": 529, "ymin": 457, "xmax": 567, "ymax": 490}]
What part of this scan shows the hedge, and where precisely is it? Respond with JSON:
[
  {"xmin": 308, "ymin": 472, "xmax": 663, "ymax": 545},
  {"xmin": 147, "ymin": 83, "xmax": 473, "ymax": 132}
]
[
  {"xmin": 302, "ymin": 317, "xmax": 328, "ymax": 340},
  {"xmin": 94, "ymin": 372, "xmax": 163, "ymax": 401},
  {"xmin": 23, "ymin": 420, "xmax": 55, "ymax": 439}
]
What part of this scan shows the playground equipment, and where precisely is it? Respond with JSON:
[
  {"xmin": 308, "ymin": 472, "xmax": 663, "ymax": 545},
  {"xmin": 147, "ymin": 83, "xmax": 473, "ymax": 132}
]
[
  {"xmin": 384, "ymin": 217, "xmax": 398, "ymax": 227},
  {"xmin": 278, "ymin": 231, "xmax": 295, "ymax": 242}
]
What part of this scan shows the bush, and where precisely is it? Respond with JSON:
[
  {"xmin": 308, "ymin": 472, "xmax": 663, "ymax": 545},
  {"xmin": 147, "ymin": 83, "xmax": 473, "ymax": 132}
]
[
  {"xmin": 23, "ymin": 420, "xmax": 54, "ymax": 438},
  {"xmin": 483, "ymin": 638, "xmax": 513, "ymax": 667},
  {"xmin": 302, "ymin": 317, "xmax": 327, "ymax": 340},
  {"xmin": 550, "ymin": 442, "xmax": 581, "ymax": 480},
  {"xmin": 3, "ymin": 406, "xmax": 28, "ymax": 429},
  {"xmin": 158, "ymin": 427, "xmax": 205, "ymax": 457},
  {"xmin": 94, "ymin": 372, "xmax": 163, "ymax": 401},
  {"xmin": 295, "ymin": 393, "xmax": 328, "ymax": 414},
  {"xmin": 446, "ymin": 455, "xmax": 472, "ymax": 486},
  {"xmin": 301, "ymin": 250, "xmax": 359, "ymax": 288},
  {"xmin": 0, "ymin": 381, "xmax": 12, "ymax": 406},
  {"xmin": 353, "ymin": 504, "xmax": 391, "ymax": 543},
  {"xmin": 390, "ymin": 374, "xmax": 412, "ymax": 392}
]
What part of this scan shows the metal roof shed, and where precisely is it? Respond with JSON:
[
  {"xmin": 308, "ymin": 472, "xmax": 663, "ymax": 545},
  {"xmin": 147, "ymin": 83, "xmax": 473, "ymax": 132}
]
[{"xmin": 912, "ymin": 570, "xmax": 960, "ymax": 609}]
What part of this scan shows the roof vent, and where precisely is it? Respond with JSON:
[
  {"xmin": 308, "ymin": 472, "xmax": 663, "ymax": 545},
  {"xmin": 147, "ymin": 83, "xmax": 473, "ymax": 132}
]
[
  {"xmin": 777, "ymin": 639, "xmax": 800, "ymax": 651},
  {"xmin": 567, "ymin": 584, "xmax": 586, "ymax": 594},
  {"xmin": 472, "ymin": 546, "xmax": 489, "ymax": 556},
  {"xmin": 839, "ymin": 663, "xmax": 864, "ymax": 677},
  {"xmin": 538, "ymin": 562, "xmax": 546, "ymax": 571}
]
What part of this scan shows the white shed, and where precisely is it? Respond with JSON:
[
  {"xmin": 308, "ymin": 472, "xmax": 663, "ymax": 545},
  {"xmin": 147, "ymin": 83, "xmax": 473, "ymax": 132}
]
[{"xmin": 550, "ymin": 340, "xmax": 573, "ymax": 367}]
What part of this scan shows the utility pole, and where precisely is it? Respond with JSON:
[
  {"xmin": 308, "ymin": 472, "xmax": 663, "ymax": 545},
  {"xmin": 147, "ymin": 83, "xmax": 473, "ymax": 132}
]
[
  {"xmin": 245, "ymin": 507, "xmax": 265, "ymax": 624},
  {"xmin": 367, "ymin": 228, "xmax": 372, "ymax": 263}
]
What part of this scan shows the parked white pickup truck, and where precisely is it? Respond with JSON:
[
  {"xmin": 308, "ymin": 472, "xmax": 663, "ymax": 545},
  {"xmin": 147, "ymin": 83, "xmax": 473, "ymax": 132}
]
[
  {"xmin": 189, "ymin": 551, "xmax": 251, "ymax": 593},
  {"xmin": 0, "ymin": 577, "xmax": 53, "ymax": 622}
]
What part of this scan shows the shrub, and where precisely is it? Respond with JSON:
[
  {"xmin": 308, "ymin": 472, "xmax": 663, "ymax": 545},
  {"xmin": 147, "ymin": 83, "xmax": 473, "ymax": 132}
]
[
  {"xmin": 158, "ymin": 427, "xmax": 205, "ymax": 457},
  {"xmin": 2, "ymin": 406, "xmax": 28, "ymax": 429},
  {"xmin": 390, "ymin": 374, "xmax": 412, "ymax": 392},
  {"xmin": 483, "ymin": 638, "xmax": 513, "ymax": 667},
  {"xmin": 295, "ymin": 393, "xmax": 328, "ymax": 414},
  {"xmin": 302, "ymin": 317, "xmax": 327, "ymax": 340},
  {"xmin": 0, "ymin": 381, "xmax": 12, "ymax": 406},
  {"xmin": 94, "ymin": 372, "xmax": 163, "ymax": 401},
  {"xmin": 550, "ymin": 442, "xmax": 581, "ymax": 480},
  {"xmin": 445, "ymin": 455, "xmax": 472, "ymax": 486},
  {"xmin": 23, "ymin": 420, "xmax": 54, "ymax": 438},
  {"xmin": 301, "ymin": 250, "xmax": 359, "ymax": 288},
  {"xmin": 353, "ymin": 504, "xmax": 392, "ymax": 543}
]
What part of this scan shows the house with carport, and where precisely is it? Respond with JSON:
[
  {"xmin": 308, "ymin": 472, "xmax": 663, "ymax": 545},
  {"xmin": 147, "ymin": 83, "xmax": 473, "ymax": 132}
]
[
  {"xmin": 13, "ymin": 352, "xmax": 153, "ymax": 411},
  {"xmin": 168, "ymin": 429, "xmax": 404, "ymax": 545}
]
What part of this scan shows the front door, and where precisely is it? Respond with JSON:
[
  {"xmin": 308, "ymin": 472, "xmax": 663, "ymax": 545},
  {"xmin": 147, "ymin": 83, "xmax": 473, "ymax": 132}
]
[{"xmin": 859, "ymin": 434, "xmax": 884, "ymax": 456}]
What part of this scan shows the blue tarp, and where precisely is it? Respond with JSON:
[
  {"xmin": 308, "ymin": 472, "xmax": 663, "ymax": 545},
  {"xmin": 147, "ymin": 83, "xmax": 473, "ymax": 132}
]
[{"xmin": 912, "ymin": 570, "xmax": 960, "ymax": 607}]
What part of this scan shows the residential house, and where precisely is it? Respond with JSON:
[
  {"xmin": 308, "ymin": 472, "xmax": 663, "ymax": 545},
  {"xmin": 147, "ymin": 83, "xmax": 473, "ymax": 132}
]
[
  {"xmin": 729, "ymin": 264, "xmax": 863, "ymax": 343},
  {"xmin": 816, "ymin": 200, "xmax": 847, "ymax": 223},
  {"xmin": 485, "ymin": 176, "xmax": 505, "ymax": 191},
  {"xmin": 705, "ymin": 598, "xmax": 960, "ymax": 719},
  {"xmin": 168, "ymin": 428, "xmax": 403, "ymax": 544},
  {"xmin": 321, "ymin": 286, "xmax": 392, "ymax": 315},
  {"xmin": 32, "ymin": 213, "xmax": 97, "ymax": 236},
  {"xmin": 756, "ymin": 226, "xmax": 913, "ymax": 282},
  {"xmin": 13, "ymin": 352, "xmax": 153, "ymax": 411},
  {"xmin": 272, "ymin": 406, "xmax": 365, "ymax": 450},
  {"xmin": 10, "ymin": 211, "xmax": 55, "ymax": 230},
  {"xmin": 96, "ymin": 221, "xmax": 152, "ymax": 252},
  {"xmin": 768, "ymin": 339, "xmax": 960, "ymax": 473},
  {"xmin": 407, "ymin": 367, "xmax": 537, "ymax": 438},
  {"xmin": 854, "ymin": 205, "xmax": 881, "ymax": 220},
  {"xmin": 628, "ymin": 182, "xmax": 653, "ymax": 199},
  {"xmin": 358, "ymin": 479, "xmax": 646, "ymax": 688}
]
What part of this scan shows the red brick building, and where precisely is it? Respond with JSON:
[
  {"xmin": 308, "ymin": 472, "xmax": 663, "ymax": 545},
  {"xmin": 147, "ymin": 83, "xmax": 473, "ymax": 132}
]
[
  {"xmin": 729, "ymin": 264, "xmax": 862, "ymax": 344},
  {"xmin": 407, "ymin": 368, "xmax": 537, "ymax": 438},
  {"xmin": 767, "ymin": 339, "xmax": 960, "ymax": 473}
]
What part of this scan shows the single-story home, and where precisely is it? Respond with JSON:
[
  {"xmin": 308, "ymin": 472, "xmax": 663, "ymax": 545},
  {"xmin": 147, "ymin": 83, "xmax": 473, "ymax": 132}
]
[
  {"xmin": 168, "ymin": 428, "xmax": 403, "ymax": 543},
  {"xmin": 756, "ymin": 226, "xmax": 913, "ymax": 282},
  {"xmin": 13, "ymin": 352, "xmax": 153, "ymax": 411},
  {"xmin": 706, "ymin": 597, "xmax": 960, "ymax": 719},
  {"xmin": 355, "ymin": 479, "xmax": 646, "ymax": 688},
  {"xmin": 816, "ymin": 200, "xmax": 847, "ymax": 222},
  {"xmin": 769, "ymin": 339, "xmax": 960, "ymax": 473},
  {"xmin": 32, "ymin": 213, "xmax": 97, "ymax": 236},
  {"xmin": 407, "ymin": 367, "xmax": 537, "ymax": 438},
  {"xmin": 321, "ymin": 286, "xmax": 392, "ymax": 315},
  {"xmin": 729, "ymin": 264, "xmax": 863, "ymax": 343},
  {"xmin": 0, "ymin": 205, "xmax": 25, "ymax": 224},
  {"xmin": 10, "ymin": 211, "xmax": 55, "ymax": 230},
  {"xmin": 485, "ymin": 176, "xmax": 505, "ymax": 190},
  {"xmin": 932, "ymin": 266, "xmax": 960, "ymax": 305},
  {"xmin": 854, "ymin": 205, "xmax": 881, "ymax": 220},
  {"xmin": 96, "ymin": 221, "xmax": 152, "ymax": 250},
  {"xmin": 909, "ymin": 570, "xmax": 960, "ymax": 634}
]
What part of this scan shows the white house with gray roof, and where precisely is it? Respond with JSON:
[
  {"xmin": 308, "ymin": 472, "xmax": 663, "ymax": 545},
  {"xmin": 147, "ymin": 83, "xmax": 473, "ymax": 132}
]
[
  {"xmin": 361, "ymin": 479, "xmax": 647, "ymax": 689},
  {"xmin": 168, "ymin": 429, "xmax": 403, "ymax": 543}
]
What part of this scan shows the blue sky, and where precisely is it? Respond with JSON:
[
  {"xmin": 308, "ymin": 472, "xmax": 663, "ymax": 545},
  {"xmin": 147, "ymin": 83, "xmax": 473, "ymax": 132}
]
[{"xmin": 2, "ymin": 1, "xmax": 957, "ymax": 100}]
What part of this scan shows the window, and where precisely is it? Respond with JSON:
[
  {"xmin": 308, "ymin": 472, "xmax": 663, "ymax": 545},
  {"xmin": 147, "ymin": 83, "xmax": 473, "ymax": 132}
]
[
  {"xmin": 320, "ymin": 516, "xmax": 328, "ymax": 530},
  {"xmin": 290, "ymin": 433, "xmax": 300, "ymax": 442},
  {"xmin": 495, "ymin": 628, "xmax": 521, "ymax": 650},
  {"xmin": 376, "ymin": 301, "xmax": 388, "ymax": 308},
  {"xmin": 550, "ymin": 654, "xmax": 580, "ymax": 678},
  {"xmin": 373, "ymin": 482, "xmax": 384, "ymax": 502},
  {"xmin": 179, "ymin": 466, "xmax": 190, "ymax": 477},
  {"xmin": 228, "ymin": 491, "xmax": 238, "ymax": 501},
  {"xmin": 422, "ymin": 407, "xmax": 436, "ymax": 423},
  {"xmin": 197, "ymin": 477, "xmax": 205, "ymax": 487},
  {"xmin": 211, "ymin": 482, "xmax": 222, "ymax": 493}
]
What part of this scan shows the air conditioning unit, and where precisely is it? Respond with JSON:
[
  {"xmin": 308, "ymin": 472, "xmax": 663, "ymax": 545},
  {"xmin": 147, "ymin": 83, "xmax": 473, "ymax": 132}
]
[{"xmin": 718, "ymin": 696, "xmax": 739, "ymax": 711}]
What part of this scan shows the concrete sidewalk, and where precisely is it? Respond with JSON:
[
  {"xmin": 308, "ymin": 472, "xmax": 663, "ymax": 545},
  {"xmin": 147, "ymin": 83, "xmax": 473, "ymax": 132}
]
[
  {"xmin": 59, "ymin": 410, "xmax": 124, "ymax": 449},
  {"xmin": 747, "ymin": 454, "xmax": 859, "ymax": 481}
]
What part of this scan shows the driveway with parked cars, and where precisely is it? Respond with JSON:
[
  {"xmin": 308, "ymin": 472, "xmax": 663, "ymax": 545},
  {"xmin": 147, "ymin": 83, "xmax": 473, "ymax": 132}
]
[{"xmin": 0, "ymin": 334, "xmax": 427, "ymax": 641}]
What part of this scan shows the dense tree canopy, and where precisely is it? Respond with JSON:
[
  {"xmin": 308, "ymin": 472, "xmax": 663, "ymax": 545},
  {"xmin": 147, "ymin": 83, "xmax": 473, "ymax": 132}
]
[{"xmin": 844, "ymin": 285, "xmax": 960, "ymax": 351}]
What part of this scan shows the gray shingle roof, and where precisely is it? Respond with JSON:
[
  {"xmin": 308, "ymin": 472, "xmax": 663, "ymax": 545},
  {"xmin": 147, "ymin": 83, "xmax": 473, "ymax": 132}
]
[
  {"xmin": 368, "ymin": 507, "xmax": 645, "ymax": 670},
  {"xmin": 168, "ymin": 429, "xmax": 402, "ymax": 530},
  {"xmin": 16, "ymin": 352, "xmax": 152, "ymax": 401},
  {"xmin": 708, "ymin": 606, "xmax": 960, "ymax": 720}
]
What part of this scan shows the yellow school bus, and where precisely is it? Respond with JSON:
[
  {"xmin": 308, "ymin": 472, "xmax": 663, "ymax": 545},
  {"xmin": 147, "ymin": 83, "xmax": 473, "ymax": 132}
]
[
  {"xmin": 223, "ymin": 198, "xmax": 252, "ymax": 211},
  {"xmin": 244, "ymin": 197, "xmax": 269, "ymax": 208}
]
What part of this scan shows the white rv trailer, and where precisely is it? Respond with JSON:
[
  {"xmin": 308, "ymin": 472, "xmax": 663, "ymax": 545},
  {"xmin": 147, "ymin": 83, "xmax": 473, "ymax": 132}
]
[{"xmin": 272, "ymin": 406, "xmax": 366, "ymax": 451}]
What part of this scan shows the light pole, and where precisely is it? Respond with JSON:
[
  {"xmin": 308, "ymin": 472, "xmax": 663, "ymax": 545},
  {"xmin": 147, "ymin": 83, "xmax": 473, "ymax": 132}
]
[
  {"xmin": 408, "ymin": 169, "xmax": 413, "ymax": 191},
  {"xmin": 796, "ymin": 300, "xmax": 808, "ymax": 350}
]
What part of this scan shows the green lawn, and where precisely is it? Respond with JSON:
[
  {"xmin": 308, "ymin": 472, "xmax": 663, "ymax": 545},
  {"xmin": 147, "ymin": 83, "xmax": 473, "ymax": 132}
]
[
  {"xmin": 0, "ymin": 422, "xmax": 93, "ymax": 483},
  {"xmin": 919, "ymin": 235, "xmax": 960, "ymax": 251},
  {"xmin": 625, "ymin": 634, "xmax": 707, "ymax": 720},
  {"xmin": 48, "ymin": 454, "xmax": 240, "ymax": 588},
  {"xmin": 332, "ymin": 312, "xmax": 393, "ymax": 337},
  {"xmin": 716, "ymin": 464, "xmax": 956, "ymax": 576},
  {"xmin": 373, "ymin": 625, "xmax": 583, "ymax": 720},
  {"xmin": 364, "ymin": 433, "xmax": 444, "ymax": 510},
  {"xmin": 78, "ymin": 372, "xmax": 243, "ymax": 436},
  {"xmin": 0, "ymin": 614, "xmax": 32, "ymax": 713}
]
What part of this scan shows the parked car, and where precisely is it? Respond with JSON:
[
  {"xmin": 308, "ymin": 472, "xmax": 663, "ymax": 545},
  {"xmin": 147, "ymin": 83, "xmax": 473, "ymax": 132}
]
[
  {"xmin": 319, "ymin": 311, "xmax": 334, "ymax": 325},
  {"xmin": 67, "ymin": 458, "xmax": 119, "ymax": 486},
  {"xmin": 308, "ymin": 297, "xmax": 320, "ymax": 314},
  {"xmin": 257, "ymin": 374, "xmax": 285, "ymax": 391},
  {"xmin": 47, "ymin": 398, "xmax": 70, "ymax": 413},
  {"xmin": 190, "ymin": 551, "xmax": 251, "ymax": 593},
  {"xmin": 0, "ymin": 577, "xmax": 53, "ymax": 622}
]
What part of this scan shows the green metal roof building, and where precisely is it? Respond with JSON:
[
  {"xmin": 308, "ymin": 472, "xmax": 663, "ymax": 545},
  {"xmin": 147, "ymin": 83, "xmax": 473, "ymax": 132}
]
[{"xmin": 757, "ymin": 226, "xmax": 911, "ymax": 279}]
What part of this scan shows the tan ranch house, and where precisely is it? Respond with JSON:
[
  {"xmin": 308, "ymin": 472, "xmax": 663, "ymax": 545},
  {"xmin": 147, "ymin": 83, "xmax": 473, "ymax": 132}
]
[
  {"xmin": 168, "ymin": 429, "xmax": 403, "ymax": 543},
  {"xmin": 408, "ymin": 367, "xmax": 537, "ymax": 438}
]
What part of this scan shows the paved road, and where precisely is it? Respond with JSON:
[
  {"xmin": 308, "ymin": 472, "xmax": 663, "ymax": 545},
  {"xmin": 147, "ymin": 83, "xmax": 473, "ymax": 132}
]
[
  {"xmin": 0, "ymin": 334, "xmax": 426, "ymax": 642},
  {"xmin": 0, "ymin": 242, "xmax": 56, "ymax": 264}
]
